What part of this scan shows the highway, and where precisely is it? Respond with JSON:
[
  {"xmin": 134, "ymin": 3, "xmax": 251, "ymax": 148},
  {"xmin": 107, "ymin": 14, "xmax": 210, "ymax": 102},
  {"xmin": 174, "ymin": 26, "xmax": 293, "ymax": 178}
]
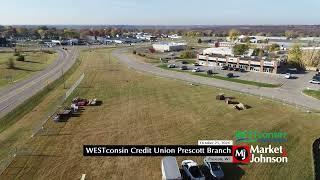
[
  {"xmin": 112, "ymin": 48, "xmax": 320, "ymax": 111},
  {"xmin": 0, "ymin": 47, "xmax": 78, "ymax": 118}
]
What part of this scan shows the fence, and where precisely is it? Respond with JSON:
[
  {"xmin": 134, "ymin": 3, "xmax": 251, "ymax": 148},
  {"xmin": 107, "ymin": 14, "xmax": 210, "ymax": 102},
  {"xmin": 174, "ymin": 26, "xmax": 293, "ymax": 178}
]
[{"xmin": 0, "ymin": 72, "xmax": 85, "ymax": 176}]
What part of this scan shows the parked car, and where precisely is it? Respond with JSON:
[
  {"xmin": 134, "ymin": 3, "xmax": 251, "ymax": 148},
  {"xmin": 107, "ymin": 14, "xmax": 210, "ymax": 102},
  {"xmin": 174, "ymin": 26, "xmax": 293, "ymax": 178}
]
[
  {"xmin": 207, "ymin": 69, "xmax": 213, "ymax": 75},
  {"xmin": 234, "ymin": 67, "xmax": 239, "ymax": 71},
  {"xmin": 309, "ymin": 79, "xmax": 320, "ymax": 84},
  {"xmin": 193, "ymin": 63, "xmax": 200, "ymax": 66},
  {"xmin": 181, "ymin": 61, "xmax": 188, "ymax": 64},
  {"xmin": 285, "ymin": 73, "xmax": 291, "ymax": 79},
  {"xmin": 161, "ymin": 157, "xmax": 182, "ymax": 180},
  {"xmin": 239, "ymin": 68, "xmax": 245, "ymax": 72},
  {"xmin": 181, "ymin": 160, "xmax": 205, "ymax": 180},
  {"xmin": 192, "ymin": 67, "xmax": 201, "ymax": 72},
  {"xmin": 180, "ymin": 66, "xmax": 188, "ymax": 70},
  {"xmin": 228, "ymin": 67, "xmax": 234, "ymax": 71},
  {"xmin": 203, "ymin": 157, "xmax": 224, "ymax": 179},
  {"xmin": 227, "ymin": 73, "xmax": 234, "ymax": 78},
  {"xmin": 167, "ymin": 64, "xmax": 176, "ymax": 68},
  {"xmin": 221, "ymin": 66, "xmax": 228, "ymax": 70}
]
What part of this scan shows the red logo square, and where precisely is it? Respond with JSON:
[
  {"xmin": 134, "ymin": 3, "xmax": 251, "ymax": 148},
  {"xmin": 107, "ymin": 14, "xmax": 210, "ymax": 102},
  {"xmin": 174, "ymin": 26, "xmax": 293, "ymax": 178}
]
[{"xmin": 232, "ymin": 145, "xmax": 251, "ymax": 163}]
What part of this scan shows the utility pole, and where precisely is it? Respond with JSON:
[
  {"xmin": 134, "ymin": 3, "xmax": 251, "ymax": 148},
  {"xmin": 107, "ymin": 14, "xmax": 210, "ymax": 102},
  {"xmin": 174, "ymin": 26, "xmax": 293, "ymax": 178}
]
[{"xmin": 61, "ymin": 68, "xmax": 66, "ymax": 89}]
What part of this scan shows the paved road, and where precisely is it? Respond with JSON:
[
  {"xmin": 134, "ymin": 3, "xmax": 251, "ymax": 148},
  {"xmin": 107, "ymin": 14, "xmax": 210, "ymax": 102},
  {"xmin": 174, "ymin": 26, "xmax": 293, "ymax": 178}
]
[
  {"xmin": 113, "ymin": 48, "xmax": 320, "ymax": 111},
  {"xmin": 0, "ymin": 47, "xmax": 78, "ymax": 118}
]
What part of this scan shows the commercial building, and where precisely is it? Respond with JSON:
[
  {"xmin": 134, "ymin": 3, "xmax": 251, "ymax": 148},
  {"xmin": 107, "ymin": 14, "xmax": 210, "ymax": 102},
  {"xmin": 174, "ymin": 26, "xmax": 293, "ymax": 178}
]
[
  {"xmin": 197, "ymin": 48, "xmax": 281, "ymax": 74},
  {"xmin": 152, "ymin": 42, "xmax": 186, "ymax": 52}
]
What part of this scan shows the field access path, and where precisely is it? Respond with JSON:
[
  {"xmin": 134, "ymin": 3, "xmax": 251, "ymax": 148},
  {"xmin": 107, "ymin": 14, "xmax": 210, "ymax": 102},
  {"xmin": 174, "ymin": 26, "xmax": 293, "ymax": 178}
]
[
  {"xmin": 0, "ymin": 47, "xmax": 78, "ymax": 118},
  {"xmin": 113, "ymin": 48, "xmax": 320, "ymax": 111}
]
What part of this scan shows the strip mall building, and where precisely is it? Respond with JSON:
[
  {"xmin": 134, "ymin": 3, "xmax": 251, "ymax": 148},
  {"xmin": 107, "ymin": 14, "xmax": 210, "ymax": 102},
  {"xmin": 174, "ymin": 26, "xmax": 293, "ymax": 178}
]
[{"xmin": 197, "ymin": 47, "xmax": 281, "ymax": 74}]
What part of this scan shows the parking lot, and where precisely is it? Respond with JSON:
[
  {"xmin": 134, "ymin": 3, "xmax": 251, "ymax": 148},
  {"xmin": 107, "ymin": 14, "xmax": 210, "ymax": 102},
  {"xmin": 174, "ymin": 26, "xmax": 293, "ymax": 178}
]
[{"xmin": 167, "ymin": 60, "xmax": 320, "ymax": 91}]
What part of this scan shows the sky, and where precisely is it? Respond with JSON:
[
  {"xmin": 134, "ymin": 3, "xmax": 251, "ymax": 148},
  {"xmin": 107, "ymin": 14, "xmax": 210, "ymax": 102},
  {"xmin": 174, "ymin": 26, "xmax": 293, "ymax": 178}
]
[{"xmin": 0, "ymin": 0, "xmax": 320, "ymax": 25}]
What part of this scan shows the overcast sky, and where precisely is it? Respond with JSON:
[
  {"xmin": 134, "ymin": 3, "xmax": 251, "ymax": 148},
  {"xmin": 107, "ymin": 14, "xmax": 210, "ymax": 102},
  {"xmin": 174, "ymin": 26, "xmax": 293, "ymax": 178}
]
[{"xmin": 0, "ymin": 0, "xmax": 320, "ymax": 25}]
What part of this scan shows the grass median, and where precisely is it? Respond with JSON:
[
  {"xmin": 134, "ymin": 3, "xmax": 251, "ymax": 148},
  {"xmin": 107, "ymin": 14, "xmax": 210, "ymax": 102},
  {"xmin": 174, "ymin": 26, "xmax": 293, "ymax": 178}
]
[
  {"xmin": 0, "ymin": 51, "xmax": 57, "ymax": 89},
  {"xmin": 157, "ymin": 64, "xmax": 280, "ymax": 88},
  {"xmin": 303, "ymin": 89, "xmax": 320, "ymax": 100}
]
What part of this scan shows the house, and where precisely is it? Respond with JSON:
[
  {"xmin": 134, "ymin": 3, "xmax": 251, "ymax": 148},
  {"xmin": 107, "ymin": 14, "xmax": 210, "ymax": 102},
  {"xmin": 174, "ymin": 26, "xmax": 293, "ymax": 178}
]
[{"xmin": 152, "ymin": 42, "xmax": 186, "ymax": 52}]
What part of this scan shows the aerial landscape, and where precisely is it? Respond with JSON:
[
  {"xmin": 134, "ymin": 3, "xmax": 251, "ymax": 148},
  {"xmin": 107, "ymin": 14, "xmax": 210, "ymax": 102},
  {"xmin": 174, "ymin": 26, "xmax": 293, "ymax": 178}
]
[{"xmin": 1, "ymin": 0, "xmax": 320, "ymax": 180}]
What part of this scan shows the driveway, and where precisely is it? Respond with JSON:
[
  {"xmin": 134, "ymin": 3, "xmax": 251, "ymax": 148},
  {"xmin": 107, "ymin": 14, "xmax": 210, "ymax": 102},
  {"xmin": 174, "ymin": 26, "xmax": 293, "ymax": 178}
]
[{"xmin": 112, "ymin": 48, "xmax": 320, "ymax": 111}]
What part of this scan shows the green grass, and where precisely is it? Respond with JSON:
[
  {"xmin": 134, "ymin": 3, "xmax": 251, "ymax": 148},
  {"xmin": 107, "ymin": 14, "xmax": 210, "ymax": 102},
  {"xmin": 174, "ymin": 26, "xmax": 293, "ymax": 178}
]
[
  {"xmin": 0, "ymin": 58, "xmax": 80, "ymax": 134},
  {"xmin": 0, "ymin": 51, "xmax": 57, "ymax": 88},
  {"xmin": 303, "ymin": 89, "xmax": 320, "ymax": 100},
  {"xmin": 157, "ymin": 64, "xmax": 280, "ymax": 88},
  {"xmin": 1, "ymin": 48, "xmax": 319, "ymax": 180}
]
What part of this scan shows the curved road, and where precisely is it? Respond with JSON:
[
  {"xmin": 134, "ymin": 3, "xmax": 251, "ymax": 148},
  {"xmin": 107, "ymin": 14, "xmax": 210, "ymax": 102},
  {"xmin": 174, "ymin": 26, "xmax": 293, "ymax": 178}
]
[
  {"xmin": 113, "ymin": 48, "xmax": 320, "ymax": 111},
  {"xmin": 0, "ymin": 47, "xmax": 78, "ymax": 118}
]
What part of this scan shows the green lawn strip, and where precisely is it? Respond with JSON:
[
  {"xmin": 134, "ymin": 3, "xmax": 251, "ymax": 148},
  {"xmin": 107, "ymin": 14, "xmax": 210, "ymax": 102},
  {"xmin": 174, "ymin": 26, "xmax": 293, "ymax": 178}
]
[
  {"xmin": 303, "ymin": 89, "xmax": 320, "ymax": 100},
  {"xmin": 157, "ymin": 64, "xmax": 280, "ymax": 88}
]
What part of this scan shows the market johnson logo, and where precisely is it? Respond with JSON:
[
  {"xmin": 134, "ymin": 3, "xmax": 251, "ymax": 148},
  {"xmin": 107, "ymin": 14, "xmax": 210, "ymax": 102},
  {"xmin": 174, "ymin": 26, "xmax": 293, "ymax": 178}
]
[
  {"xmin": 250, "ymin": 145, "xmax": 288, "ymax": 163},
  {"xmin": 232, "ymin": 145, "xmax": 288, "ymax": 163}
]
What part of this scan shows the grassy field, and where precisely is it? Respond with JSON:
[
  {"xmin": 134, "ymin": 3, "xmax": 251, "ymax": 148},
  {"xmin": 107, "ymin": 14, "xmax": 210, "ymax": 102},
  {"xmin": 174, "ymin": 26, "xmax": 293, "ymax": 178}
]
[
  {"xmin": 158, "ymin": 64, "xmax": 280, "ymax": 88},
  {"xmin": 303, "ymin": 89, "xmax": 320, "ymax": 100},
  {"xmin": 1, "ymin": 48, "xmax": 320, "ymax": 180},
  {"xmin": 0, "ymin": 51, "xmax": 57, "ymax": 88}
]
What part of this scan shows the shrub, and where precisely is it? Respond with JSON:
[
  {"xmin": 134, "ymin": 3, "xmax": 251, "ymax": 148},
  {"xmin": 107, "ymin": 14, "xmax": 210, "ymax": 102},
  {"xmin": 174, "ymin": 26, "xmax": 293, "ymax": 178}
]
[
  {"xmin": 149, "ymin": 48, "xmax": 155, "ymax": 53},
  {"xmin": 16, "ymin": 55, "xmax": 25, "ymax": 61},
  {"xmin": 7, "ymin": 58, "xmax": 15, "ymax": 69},
  {"xmin": 42, "ymin": 50, "xmax": 54, "ymax": 54},
  {"xmin": 180, "ymin": 50, "xmax": 196, "ymax": 59}
]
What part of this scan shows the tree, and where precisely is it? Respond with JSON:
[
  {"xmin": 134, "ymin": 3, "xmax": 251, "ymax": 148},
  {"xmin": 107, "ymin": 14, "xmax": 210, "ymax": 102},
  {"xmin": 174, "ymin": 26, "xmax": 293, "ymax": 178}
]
[
  {"xmin": 180, "ymin": 50, "xmax": 196, "ymax": 59},
  {"xmin": 197, "ymin": 38, "xmax": 202, "ymax": 43},
  {"xmin": 232, "ymin": 44, "xmax": 249, "ymax": 56},
  {"xmin": 288, "ymin": 44, "xmax": 303, "ymax": 69},
  {"xmin": 268, "ymin": 44, "xmax": 280, "ymax": 52},
  {"xmin": 302, "ymin": 49, "xmax": 320, "ymax": 67},
  {"xmin": 228, "ymin": 29, "xmax": 240, "ymax": 42},
  {"xmin": 7, "ymin": 58, "xmax": 15, "ymax": 69},
  {"xmin": 285, "ymin": 30, "xmax": 298, "ymax": 39},
  {"xmin": 252, "ymin": 48, "xmax": 264, "ymax": 57}
]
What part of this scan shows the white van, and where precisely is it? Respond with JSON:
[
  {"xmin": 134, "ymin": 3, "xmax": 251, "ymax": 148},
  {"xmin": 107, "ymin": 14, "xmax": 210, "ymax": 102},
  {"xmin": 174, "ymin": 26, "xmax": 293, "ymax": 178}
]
[{"xmin": 161, "ymin": 156, "xmax": 182, "ymax": 180}]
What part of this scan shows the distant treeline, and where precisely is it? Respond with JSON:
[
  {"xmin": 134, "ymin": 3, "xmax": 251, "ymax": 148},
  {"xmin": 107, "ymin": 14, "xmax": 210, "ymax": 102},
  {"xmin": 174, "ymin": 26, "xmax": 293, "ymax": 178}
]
[{"xmin": 1, "ymin": 25, "xmax": 320, "ymax": 39}]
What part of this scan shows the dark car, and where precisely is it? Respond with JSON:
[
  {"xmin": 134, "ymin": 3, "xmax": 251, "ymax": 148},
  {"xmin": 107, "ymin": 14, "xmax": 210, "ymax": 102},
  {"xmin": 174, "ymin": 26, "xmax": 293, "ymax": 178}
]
[
  {"xmin": 227, "ymin": 73, "xmax": 234, "ymax": 78},
  {"xmin": 240, "ymin": 68, "xmax": 245, "ymax": 72},
  {"xmin": 221, "ymin": 66, "xmax": 228, "ymax": 70},
  {"xmin": 180, "ymin": 66, "xmax": 188, "ymax": 70},
  {"xmin": 228, "ymin": 67, "xmax": 234, "ymax": 71},
  {"xmin": 181, "ymin": 61, "xmax": 188, "ymax": 64},
  {"xmin": 234, "ymin": 68, "xmax": 239, "ymax": 71}
]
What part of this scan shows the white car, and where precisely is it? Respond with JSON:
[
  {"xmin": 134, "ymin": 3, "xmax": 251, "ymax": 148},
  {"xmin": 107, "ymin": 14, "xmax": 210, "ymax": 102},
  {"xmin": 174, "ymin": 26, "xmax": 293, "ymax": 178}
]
[
  {"xmin": 309, "ymin": 79, "xmax": 320, "ymax": 84},
  {"xmin": 203, "ymin": 157, "xmax": 224, "ymax": 179},
  {"xmin": 167, "ymin": 64, "xmax": 176, "ymax": 68},
  {"xmin": 284, "ymin": 73, "xmax": 291, "ymax": 79},
  {"xmin": 181, "ymin": 160, "xmax": 205, "ymax": 180},
  {"xmin": 161, "ymin": 157, "xmax": 182, "ymax": 180},
  {"xmin": 192, "ymin": 67, "xmax": 201, "ymax": 72}
]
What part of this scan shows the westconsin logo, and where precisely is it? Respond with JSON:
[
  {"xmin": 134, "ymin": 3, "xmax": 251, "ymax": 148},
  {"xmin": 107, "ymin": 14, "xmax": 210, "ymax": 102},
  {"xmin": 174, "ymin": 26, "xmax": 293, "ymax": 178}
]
[{"xmin": 235, "ymin": 130, "xmax": 287, "ymax": 143}]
